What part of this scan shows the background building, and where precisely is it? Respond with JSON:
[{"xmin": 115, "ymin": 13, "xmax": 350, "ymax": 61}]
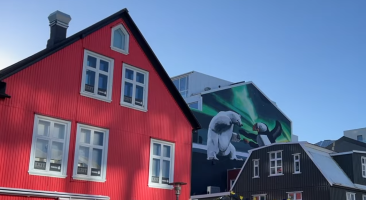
[{"xmin": 344, "ymin": 128, "xmax": 366, "ymax": 143}]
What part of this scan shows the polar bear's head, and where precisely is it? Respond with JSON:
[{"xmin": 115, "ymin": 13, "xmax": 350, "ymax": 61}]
[{"xmin": 227, "ymin": 111, "xmax": 243, "ymax": 127}]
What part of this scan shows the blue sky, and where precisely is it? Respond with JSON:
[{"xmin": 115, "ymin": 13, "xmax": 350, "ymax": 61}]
[{"xmin": 0, "ymin": 1, "xmax": 365, "ymax": 143}]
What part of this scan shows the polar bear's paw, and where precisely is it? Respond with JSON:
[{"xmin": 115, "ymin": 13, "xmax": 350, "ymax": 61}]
[{"xmin": 207, "ymin": 156, "xmax": 219, "ymax": 160}]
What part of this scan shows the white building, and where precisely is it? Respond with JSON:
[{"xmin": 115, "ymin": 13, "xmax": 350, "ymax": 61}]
[{"xmin": 344, "ymin": 127, "xmax": 366, "ymax": 142}]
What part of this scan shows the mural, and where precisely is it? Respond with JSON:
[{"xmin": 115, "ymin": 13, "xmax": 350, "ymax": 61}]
[{"xmin": 191, "ymin": 83, "xmax": 292, "ymax": 159}]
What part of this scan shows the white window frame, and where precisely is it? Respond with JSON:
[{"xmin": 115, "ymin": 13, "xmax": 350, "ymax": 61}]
[
  {"xmin": 269, "ymin": 150, "xmax": 283, "ymax": 176},
  {"xmin": 120, "ymin": 63, "xmax": 149, "ymax": 112},
  {"xmin": 346, "ymin": 192, "xmax": 356, "ymax": 200},
  {"xmin": 253, "ymin": 159, "xmax": 259, "ymax": 178},
  {"xmin": 186, "ymin": 95, "xmax": 202, "ymax": 111},
  {"xmin": 80, "ymin": 50, "xmax": 114, "ymax": 102},
  {"xmin": 111, "ymin": 24, "xmax": 129, "ymax": 54},
  {"xmin": 252, "ymin": 194, "xmax": 266, "ymax": 200},
  {"xmin": 148, "ymin": 139, "xmax": 175, "ymax": 189},
  {"xmin": 72, "ymin": 124, "xmax": 109, "ymax": 182},
  {"xmin": 28, "ymin": 115, "xmax": 71, "ymax": 178},
  {"xmin": 172, "ymin": 75, "xmax": 189, "ymax": 97},
  {"xmin": 287, "ymin": 191, "xmax": 303, "ymax": 200},
  {"xmin": 293, "ymin": 153, "xmax": 301, "ymax": 174},
  {"xmin": 362, "ymin": 157, "xmax": 366, "ymax": 178},
  {"xmin": 363, "ymin": 194, "xmax": 366, "ymax": 200}
]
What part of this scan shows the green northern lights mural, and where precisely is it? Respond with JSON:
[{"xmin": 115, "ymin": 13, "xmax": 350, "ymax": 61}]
[{"xmin": 191, "ymin": 83, "xmax": 292, "ymax": 156}]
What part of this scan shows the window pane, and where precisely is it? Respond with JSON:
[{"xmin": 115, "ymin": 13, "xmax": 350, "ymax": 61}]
[
  {"xmin": 80, "ymin": 129, "xmax": 91, "ymax": 144},
  {"xmin": 180, "ymin": 91, "xmax": 187, "ymax": 97},
  {"xmin": 124, "ymin": 82, "xmax": 133, "ymax": 103},
  {"xmin": 135, "ymin": 85, "xmax": 144, "ymax": 106},
  {"xmin": 136, "ymin": 72, "xmax": 144, "ymax": 84},
  {"xmin": 93, "ymin": 131, "xmax": 104, "ymax": 146},
  {"xmin": 163, "ymin": 145, "xmax": 170, "ymax": 158},
  {"xmin": 254, "ymin": 160, "xmax": 258, "ymax": 165},
  {"xmin": 38, "ymin": 120, "xmax": 50, "ymax": 136},
  {"xmin": 52, "ymin": 123, "xmax": 65, "ymax": 139},
  {"xmin": 363, "ymin": 158, "xmax": 365, "ymax": 164},
  {"xmin": 99, "ymin": 60, "xmax": 109, "ymax": 72},
  {"xmin": 87, "ymin": 56, "xmax": 97, "ymax": 68},
  {"xmin": 270, "ymin": 161, "xmax": 275, "ymax": 167},
  {"xmin": 173, "ymin": 79, "xmax": 179, "ymax": 89},
  {"xmin": 113, "ymin": 29, "xmax": 125, "ymax": 50},
  {"xmin": 77, "ymin": 146, "xmax": 89, "ymax": 175},
  {"xmin": 162, "ymin": 160, "xmax": 170, "ymax": 184},
  {"xmin": 188, "ymin": 101, "xmax": 199, "ymax": 109},
  {"xmin": 270, "ymin": 168, "xmax": 275, "ymax": 174},
  {"xmin": 85, "ymin": 70, "xmax": 95, "ymax": 93},
  {"xmin": 34, "ymin": 139, "xmax": 48, "ymax": 170},
  {"xmin": 277, "ymin": 167, "xmax": 282, "ymax": 173},
  {"xmin": 50, "ymin": 141, "xmax": 63, "ymax": 172},
  {"xmin": 277, "ymin": 160, "xmax": 282, "ymax": 167},
  {"xmin": 153, "ymin": 143, "xmax": 161, "ymax": 156},
  {"xmin": 277, "ymin": 152, "xmax": 281, "ymax": 158},
  {"xmin": 296, "ymin": 193, "xmax": 302, "ymax": 199},
  {"xmin": 270, "ymin": 153, "xmax": 275, "ymax": 159},
  {"xmin": 125, "ymin": 69, "xmax": 134, "ymax": 80},
  {"xmin": 151, "ymin": 158, "xmax": 160, "ymax": 183},
  {"xmin": 98, "ymin": 74, "xmax": 108, "ymax": 97},
  {"xmin": 295, "ymin": 162, "xmax": 300, "ymax": 171},
  {"xmin": 179, "ymin": 77, "xmax": 187, "ymax": 91},
  {"xmin": 91, "ymin": 148, "xmax": 102, "ymax": 177},
  {"xmin": 255, "ymin": 166, "xmax": 258, "ymax": 176},
  {"xmin": 288, "ymin": 193, "xmax": 294, "ymax": 200}
]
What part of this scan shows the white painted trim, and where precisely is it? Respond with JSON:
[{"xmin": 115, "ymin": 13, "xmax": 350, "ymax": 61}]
[
  {"xmin": 252, "ymin": 194, "xmax": 267, "ymax": 196},
  {"xmin": 191, "ymin": 192, "xmax": 229, "ymax": 199},
  {"xmin": 0, "ymin": 186, "xmax": 109, "ymax": 199},
  {"xmin": 346, "ymin": 192, "xmax": 356, "ymax": 200},
  {"xmin": 362, "ymin": 194, "xmax": 366, "ymax": 200},
  {"xmin": 253, "ymin": 159, "xmax": 259, "ymax": 178},
  {"xmin": 110, "ymin": 24, "xmax": 129, "ymax": 55},
  {"xmin": 170, "ymin": 71, "xmax": 194, "ymax": 79},
  {"xmin": 120, "ymin": 63, "xmax": 149, "ymax": 112},
  {"xmin": 80, "ymin": 49, "xmax": 114, "ymax": 102},
  {"xmin": 72, "ymin": 123, "xmax": 109, "ymax": 182},
  {"xmin": 192, "ymin": 143, "xmax": 249, "ymax": 157},
  {"xmin": 331, "ymin": 152, "xmax": 354, "ymax": 156},
  {"xmin": 362, "ymin": 157, "xmax": 366, "ymax": 178},
  {"xmin": 293, "ymin": 153, "xmax": 301, "ymax": 173},
  {"xmin": 269, "ymin": 151, "xmax": 283, "ymax": 176},
  {"xmin": 28, "ymin": 114, "xmax": 71, "ymax": 178},
  {"xmin": 268, "ymin": 174, "xmax": 284, "ymax": 177},
  {"xmin": 148, "ymin": 139, "xmax": 175, "ymax": 190},
  {"xmin": 286, "ymin": 191, "xmax": 303, "ymax": 193}
]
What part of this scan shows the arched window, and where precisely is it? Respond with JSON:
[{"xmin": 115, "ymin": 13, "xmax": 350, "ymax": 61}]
[{"xmin": 111, "ymin": 24, "xmax": 129, "ymax": 54}]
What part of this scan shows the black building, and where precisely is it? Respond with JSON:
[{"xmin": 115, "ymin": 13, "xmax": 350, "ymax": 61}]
[
  {"xmin": 324, "ymin": 136, "xmax": 366, "ymax": 152},
  {"xmin": 192, "ymin": 142, "xmax": 366, "ymax": 200}
]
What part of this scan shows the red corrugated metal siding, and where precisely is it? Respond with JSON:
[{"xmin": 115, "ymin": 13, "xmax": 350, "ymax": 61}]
[{"xmin": 0, "ymin": 18, "xmax": 192, "ymax": 200}]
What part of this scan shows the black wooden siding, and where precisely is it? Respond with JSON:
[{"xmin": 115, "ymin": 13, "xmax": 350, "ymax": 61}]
[
  {"xmin": 332, "ymin": 154, "xmax": 354, "ymax": 182},
  {"xmin": 353, "ymin": 153, "xmax": 366, "ymax": 185},
  {"xmin": 232, "ymin": 144, "xmax": 330, "ymax": 199},
  {"xmin": 330, "ymin": 186, "xmax": 366, "ymax": 200}
]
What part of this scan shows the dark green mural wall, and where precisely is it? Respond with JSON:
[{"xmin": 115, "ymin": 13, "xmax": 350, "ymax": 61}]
[{"xmin": 192, "ymin": 83, "xmax": 291, "ymax": 154}]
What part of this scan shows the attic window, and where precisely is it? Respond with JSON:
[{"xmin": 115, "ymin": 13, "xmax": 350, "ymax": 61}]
[{"xmin": 111, "ymin": 24, "xmax": 129, "ymax": 54}]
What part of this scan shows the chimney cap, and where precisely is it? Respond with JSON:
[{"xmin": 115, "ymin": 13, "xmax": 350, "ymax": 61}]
[{"xmin": 48, "ymin": 10, "xmax": 71, "ymax": 27}]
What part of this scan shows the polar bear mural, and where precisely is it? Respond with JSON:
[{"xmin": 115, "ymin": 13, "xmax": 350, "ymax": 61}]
[{"xmin": 207, "ymin": 111, "xmax": 243, "ymax": 161}]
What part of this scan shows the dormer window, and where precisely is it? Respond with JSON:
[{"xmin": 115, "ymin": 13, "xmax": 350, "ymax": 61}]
[{"xmin": 111, "ymin": 24, "xmax": 129, "ymax": 54}]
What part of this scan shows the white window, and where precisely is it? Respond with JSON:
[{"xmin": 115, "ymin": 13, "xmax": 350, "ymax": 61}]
[
  {"xmin": 172, "ymin": 76, "xmax": 188, "ymax": 97},
  {"xmin": 148, "ymin": 139, "xmax": 175, "ymax": 189},
  {"xmin": 362, "ymin": 157, "xmax": 366, "ymax": 178},
  {"xmin": 363, "ymin": 195, "xmax": 366, "ymax": 200},
  {"xmin": 80, "ymin": 50, "xmax": 114, "ymax": 102},
  {"xmin": 28, "ymin": 115, "xmax": 71, "ymax": 177},
  {"xmin": 253, "ymin": 159, "xmax": 259, "ymax": 178},
  {"xmin": 269, "ymin": 151, "xmax": 283, "ymax": 176},
  {"xmin": 120, "ymin": 63, "xmax": 149, "ymax": 111},
  {"xmin": 72, "ymin": 124, "xmax": 109, "ymax": 182},
  {"xmin": 346, "ymin": 192, "xmax": 356, "ymax": 200},
  {"xmin": 111, "ymin": 24, "xmax": 129, "ymax": 54},
  {"xmin": 253, "ymin": 195, "xmax": 266, "ymax": 200},
  {"xmin": 288, "ymin": 192, "xmax": 302, "ymax": 200},
  {"xmin": 293, "ymin": 153, "xmax": 301, "ymax": 173}
]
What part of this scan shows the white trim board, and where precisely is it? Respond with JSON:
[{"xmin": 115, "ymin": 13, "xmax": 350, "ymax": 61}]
[{"xmin": 0, "ymin": 186, "xmax": 109, "ymax": 199}]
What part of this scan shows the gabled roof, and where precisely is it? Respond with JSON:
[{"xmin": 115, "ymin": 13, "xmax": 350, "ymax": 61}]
[
  {"xmin": 230, "ymin": 142, "xmax": 366, "ymax": 191},
  {"xmin": 314, "ymin": 139, "xmax": 335, "ymax": 148},
  {"xmin": 324, "ymin": 136, "xmax": 366, "ymax": 152},
  {"xmin": 0, "ymin": 8, "xmax": 200, "ymax": 130}
]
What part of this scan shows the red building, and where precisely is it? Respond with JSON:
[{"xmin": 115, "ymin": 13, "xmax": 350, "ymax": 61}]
[{"xmin": 0, "ymin": 8, "xmax": 200, "ymax": 200}]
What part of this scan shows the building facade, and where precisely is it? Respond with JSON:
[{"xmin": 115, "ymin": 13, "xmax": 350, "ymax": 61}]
[
  {"xmin": 344, "ymin": 128, "xmax": 366, "ymax": 143},
  {"xmin": 0, "ymin": 9, "xmax": 200, "ymax": 200}
]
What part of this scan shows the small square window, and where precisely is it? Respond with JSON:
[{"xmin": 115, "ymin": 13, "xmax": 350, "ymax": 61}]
[
  {"xmin": 172, "ymin": 76, "xmax": 188, "ymax": 98},
  {"xmin": 28, "ymin": 115, "xmax": 71, "ymax": 178},
  {"xmin": 72, "ymin": 124, "xmax": 109, "ymax": 182},
  {"xmin": 148, "ymin": 139, "xmax": 175, "ymax": 189},
  {"xmin": 288, "ymin": 192, "xmax": 302, "ymax": 200},
  {"xmin": 80, "ymin": 50, "xmax": 114, "ymax": 102},
  {"xmin": 346, "ymin": 192, "xmax": 355, "ymax": 200},
  {"xmin": 111, "ymin": 24, "xmax": 129, "ymax": 54},
  {"xmin": 120, "ymin": 64, "xmax": 149, "ymax": 111}
]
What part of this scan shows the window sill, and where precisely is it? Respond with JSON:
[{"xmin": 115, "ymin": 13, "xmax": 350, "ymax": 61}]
[
  {"xmin": 293, "ymin": 172, "xmax": 301, "ymax": 174},
  {"xmin": 252, "ymin": 176, "xmax": 260, "ymax": 179},
  {"xmin": 111, "ymin": 46, "xmax": 129, "ymax": 55},
  {"xmin": 72, "ymin": 176, "xmax": 106, "ymax": 182},
  {"xmin": 80, "ymin": 92, "xmax": 112, "ymax": 103},
  {"xmin": 268, "ymin": 174, "xmax": 284, "ymax": 177},
  {"xmin": 148, "ymin": 183, "xmax": 173, "ymax": 190},
  {"xmin": 29, "ymin": 171, "xmax": 67, "ymax": 178},
  {"xmin": 120, "ymin": 102, "xmax": 147, "ymax": 112}
]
